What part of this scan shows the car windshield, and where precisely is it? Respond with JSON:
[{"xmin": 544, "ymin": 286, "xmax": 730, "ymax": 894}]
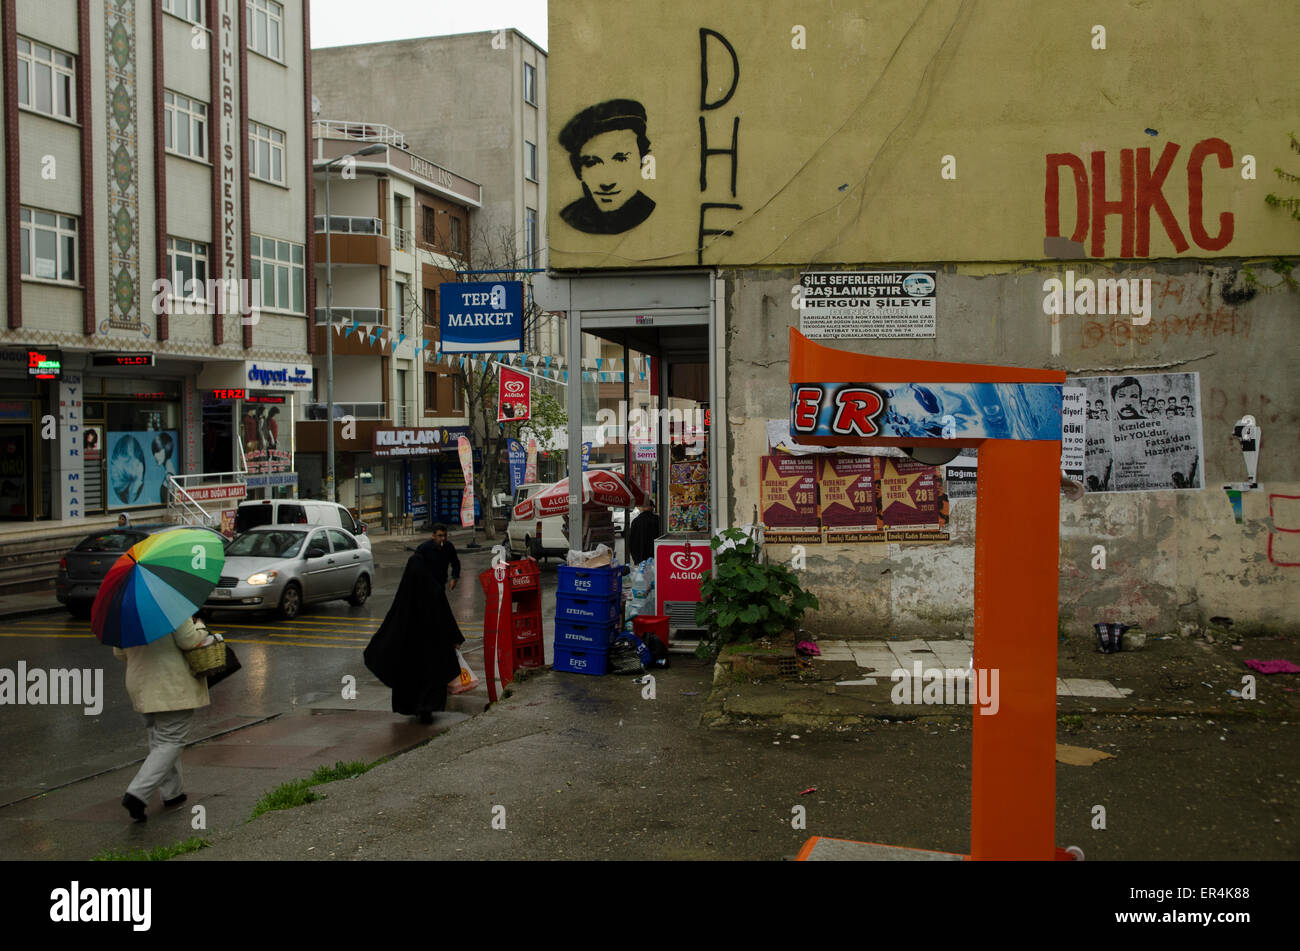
[
  {"xmin": 226, "ymin": 530, "xmax": 306, "ymax": 559},
  {"xmin": 75, "ymin": 531, "xmax": 144, "ymax": 552}
]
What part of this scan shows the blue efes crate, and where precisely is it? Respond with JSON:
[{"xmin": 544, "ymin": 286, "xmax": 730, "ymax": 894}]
[
  {"xmin": 557, "ymin": 564, "xmax": 622, "ymax": 599},
  {"xmin": 556, "ymin": 592, "xmax": 620, "ymax": 626},
  {"xmin": 555, "ymin": 618, "xmax": 618, "ymax": 650},
  {"xmin": 553, "ymin": 644, "xmax": 608, "ymax": 676}
]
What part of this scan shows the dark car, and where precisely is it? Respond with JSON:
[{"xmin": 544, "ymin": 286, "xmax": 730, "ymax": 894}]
[{"xmin": 56, "ymin": 525, "xmax": 227, "ymax": 619}]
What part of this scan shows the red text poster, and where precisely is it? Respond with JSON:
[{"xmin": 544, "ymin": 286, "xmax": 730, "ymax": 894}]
[
  {"xmin": 875, "ymin": 457, "xmax": 948, "ymax": 541},
  {"xmin": 818, "ymin": 454, "xmax": 880, "ymax": 542},
  {"xmin": 759, "ymin": 455, "xmax": 820, "ymax": 542}
]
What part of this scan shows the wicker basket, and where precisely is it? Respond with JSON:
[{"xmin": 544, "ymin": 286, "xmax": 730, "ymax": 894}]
[{"xmin": 185, "ymin": 639, "xmax": 227, "ymax": 676}]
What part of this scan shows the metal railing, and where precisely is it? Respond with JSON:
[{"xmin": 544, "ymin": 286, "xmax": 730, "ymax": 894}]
[
  {"xmin": 313, "ymin": 119, "xmax": 406, "ymax": 149},
  {"xmin": 392, "ymin": 227, "xmax": 412, "ymax": 252},
  {"xmin": 165, "ymin": 475, "xmax": 215, "ymax": 527},
  {"xmin": 315, "ymin": 306, "xmax": 386, "ymax": 326},
  {"xmin": 303, "ymin": 402, "xmax": 387, "ymax": 421}
]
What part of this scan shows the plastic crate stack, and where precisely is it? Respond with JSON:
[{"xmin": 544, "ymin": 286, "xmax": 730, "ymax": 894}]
[{"xmin": 553, "ymin": 564, "xmax": 623, "ymax": 676}]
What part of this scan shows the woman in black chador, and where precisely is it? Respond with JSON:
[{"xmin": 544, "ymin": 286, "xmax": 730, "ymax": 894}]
[{"xmin": 364, "ymin": 552, "xmax": 464, "ymax": 724}]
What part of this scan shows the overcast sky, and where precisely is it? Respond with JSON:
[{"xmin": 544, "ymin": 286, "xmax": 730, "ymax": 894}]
[{"xmin": 311, "ymin": 0, "xmax": 548, "ymax": 51}]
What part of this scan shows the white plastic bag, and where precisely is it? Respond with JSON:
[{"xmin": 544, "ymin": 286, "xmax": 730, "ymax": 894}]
[{"xmin": 447, "ymin": 649, "xmax": 479, "ymax": 694}]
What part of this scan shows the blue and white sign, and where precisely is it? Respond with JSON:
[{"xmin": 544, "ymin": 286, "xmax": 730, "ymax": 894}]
[
  {"xmin": 245, "ymin": 472, "xmax": 298, "ymax": 489},
  {"xmin": 581, "ymin": 442, "xmax": 591, "ymax": 471},
  {"xmin": 790, "ymin": 382, "xmax": 1063, "ymax": 441},
  {"xmin": 507, "ymin": 438, "xmax": 526, "ymax": 494},
  {"xmin": 439, "ymin": 281, "xmax": 523, "ymax": 353}
]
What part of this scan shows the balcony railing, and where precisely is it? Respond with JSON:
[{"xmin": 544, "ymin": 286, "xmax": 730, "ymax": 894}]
[
  {"xmin": 313, "ymin": 119, "xmax": 406, "ymax": 149},
  {"xmin": 393, "ymin": 227, "xmax": 412, "ymax": 252},
  {"xmin": 303, "ymin": 402, "xmax": 387, "ymax": 421},
  {"xmin": 315, "ymin": 215, "xmax": 383, "ymax": 234},
  {"xmin": 315, "ymin": 306, "xmax": 386, "ymax": 326}
]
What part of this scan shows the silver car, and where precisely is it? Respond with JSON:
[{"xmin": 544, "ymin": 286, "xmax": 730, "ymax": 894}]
[{"xmin": 204, "ymin": 525, "xmax": 373, "ymax": 619}]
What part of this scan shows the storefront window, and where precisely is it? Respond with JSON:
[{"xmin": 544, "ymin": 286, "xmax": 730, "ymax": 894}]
[{"xmin": 103, "ymin": 388, "xmax": 182, "ymax": 509}]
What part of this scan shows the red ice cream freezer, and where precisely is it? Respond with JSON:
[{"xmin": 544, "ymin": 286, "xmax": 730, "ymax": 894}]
[{"xmin": 654, "ymin": 533, "xmax": 712, "ymax": 648}]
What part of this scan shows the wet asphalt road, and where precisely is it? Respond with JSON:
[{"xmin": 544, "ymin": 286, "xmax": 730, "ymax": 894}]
[{"xmin": 0, "ymin": 538, "xmax": 540, "ymax": 807}]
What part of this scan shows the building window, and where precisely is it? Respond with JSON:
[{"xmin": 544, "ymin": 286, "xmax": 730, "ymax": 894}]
[
  {"xmin": 525, "ymin": 207, "xmax": 538, "ymax": 268},
  {"xmin": 164, "ymin": 91, "xmax": 208, "ymax": 161},
  {"xmin": 449, "ymin": 216, "xmax": 462, "ymax": 253},
  {"xmin": 423, "ymin": 206, "xmax": 436, "ymax": 245},
  {"xmin": 453, "ymin": 375, "xmax": 463, "ymax": 413},
  {"xmin": 395, "ymin": 280, "xmax": 408, "ymax": 336},
  {"xmin": 523, "ymin": 62, "xmax": 536, "ymax": 106},
  {"xmin": 247, "ymin": 0, "xmax": 284, "ymax": 61},
  {"xmin": 248, "ymin": 121, "xmax": 286, "ymax": 184},
  {"xmin": 424, "ymin": 372, "xmax": 437, "ymax": 413},
  {"xmin": 250, "ymin": 235, "xmax": 304, "ymax": 312},
  {"xmin": 525, "ymin": 141, "xmax": 538, "ymax": 182},
  {"xmin": 17, "ymin": 37, "xmax": 75, "ymax": 121},
  {"xmin": 20, "ymin": 208, "xmax": 78, "ymax": 283},
  {"xmin": 423, "ymin": 288, "xmax": 436, "ymax": 325},
  {"xmin": 165, "ymin": 237, "xmax": 209, "ymax": 299},
  {"xmin": 162, "ymin": 0, "xmax": 206, "ymax": 27}
]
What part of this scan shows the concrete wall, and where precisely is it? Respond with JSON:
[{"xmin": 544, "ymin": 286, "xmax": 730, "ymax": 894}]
[{"xmin": 725, "ymin": 262, "xmax": 1300, "ymax": 637}]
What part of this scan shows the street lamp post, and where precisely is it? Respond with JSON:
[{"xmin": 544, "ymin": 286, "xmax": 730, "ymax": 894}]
[{"xmin": 317, "ymin": 144, "xmax": 385, "ymax": 503}]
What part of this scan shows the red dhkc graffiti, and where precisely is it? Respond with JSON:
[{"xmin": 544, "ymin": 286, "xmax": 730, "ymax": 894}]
[{"xmin": 1046, "ymin": 138, "xmax": 1235, "ymax": 258}]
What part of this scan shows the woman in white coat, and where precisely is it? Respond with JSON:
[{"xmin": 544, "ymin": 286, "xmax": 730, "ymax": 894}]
[{"xmin": 113, "ymin": 616, "xmax": 211, "ymax": 821}]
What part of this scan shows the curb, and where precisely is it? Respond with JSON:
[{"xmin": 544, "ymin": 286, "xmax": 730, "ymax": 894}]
[{"xmin": 0, "ymin": 604, "xmax": 68, "ymax": 622}]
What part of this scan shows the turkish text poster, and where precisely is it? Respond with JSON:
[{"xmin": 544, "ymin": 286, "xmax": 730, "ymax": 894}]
[
  {"xmin": 817, "ymin": 455, "xmax": 880, "ymax": 543},
  {"xmin": 759, "ymin": 455, "xmax": 820, "ymax": 542},
  {"xmin": 1076, "ymin": 373, "xmax": 1204, "ymax": 492}
]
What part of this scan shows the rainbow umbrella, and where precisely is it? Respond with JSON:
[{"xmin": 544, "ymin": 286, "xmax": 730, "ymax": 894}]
[{"xmin": 91, "ymin": 528, "xmax": 226, "ymax": 647}]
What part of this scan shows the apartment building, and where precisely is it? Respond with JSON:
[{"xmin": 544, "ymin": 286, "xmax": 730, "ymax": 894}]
[
  {"xmin": 311, "ymin": 28, "xmax": 561, "ymax": 358},
  {"xmin": 297, "ymin": 118, "xmax": 481, "ymax": 527},
  {"xmin": 0, "ymin": 0, "xmax": 313, "ymax": 524}
]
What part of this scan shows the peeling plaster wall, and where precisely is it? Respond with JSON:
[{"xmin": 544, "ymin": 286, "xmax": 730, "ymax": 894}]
[{"xmin": 725, "ymin": 263, "xmax": 1300, "ymax": 637}]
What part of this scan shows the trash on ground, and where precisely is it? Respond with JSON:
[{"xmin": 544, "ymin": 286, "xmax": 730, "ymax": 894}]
[
  {"xmin": 1227, "ymin": 689, "xmax": 1243, "ymax": 698},
  {"xmin": 1244, "ymin": 658, "xmax": 1300, "ymax": 675},
  {"xmin": 796, "ymin": 640, "xmax": 821, "ymax": 656},
  {"xmin": 1055, "ymin": 743, "xmax": 1116, "ymax": 766},
  {"xmin": 800, "ymin": 787, "xmax": 816, "ymax": 796}
]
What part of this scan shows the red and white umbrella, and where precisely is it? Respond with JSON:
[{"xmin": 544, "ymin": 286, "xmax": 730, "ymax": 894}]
[{"xmin": 512, "ymin": 470, "xmax": 646, "ymax": 520}]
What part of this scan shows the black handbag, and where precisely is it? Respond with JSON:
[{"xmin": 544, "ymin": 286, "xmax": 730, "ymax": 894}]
[{"xmin": 206, "ymin": 643, "xmax": 242, "ymax": 687}]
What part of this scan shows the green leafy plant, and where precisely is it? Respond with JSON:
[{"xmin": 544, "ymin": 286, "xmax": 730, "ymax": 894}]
[{"xmin": 694, "ymin": 528, "xmax": 819, "ymax": 659}]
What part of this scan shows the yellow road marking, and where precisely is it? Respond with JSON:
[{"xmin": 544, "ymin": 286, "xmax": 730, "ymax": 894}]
[
  {"xmin": 208, "ymin": 629, "xmax": 368, "ymax": 644},
  {"xmin": 0, "ymin": 632, "xmax": 95, "ymax": 639}
]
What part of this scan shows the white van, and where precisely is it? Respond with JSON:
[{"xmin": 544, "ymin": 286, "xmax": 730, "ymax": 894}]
[
  {"xmin": 505, "ymin": 483, "xmax": 569, "ymax": 560},
  {"xmin": 233, "ymin": 499, "xmax": 371, "ymax": 551}
]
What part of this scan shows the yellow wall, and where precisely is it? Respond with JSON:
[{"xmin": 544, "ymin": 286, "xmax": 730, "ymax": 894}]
[{"xmin": 548, "ymin": 0, "xmax": 1300, "ymax": 269}]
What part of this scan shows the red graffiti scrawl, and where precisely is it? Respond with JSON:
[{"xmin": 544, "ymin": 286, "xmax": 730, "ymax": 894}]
[{"xmin": 1045, "ymin": 138, "xmax": 1235, "ymax": 257}]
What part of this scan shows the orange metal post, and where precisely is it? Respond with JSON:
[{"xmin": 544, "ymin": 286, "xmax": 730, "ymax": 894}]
[{"xmin": 971, "ymin": 438, "xmax": 1060, "ymax": 860}]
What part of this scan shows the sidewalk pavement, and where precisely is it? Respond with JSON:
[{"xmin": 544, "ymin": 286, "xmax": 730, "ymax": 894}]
[{"xmin": 175, "ymin": 656, "xmax": 1300, "ymax": 862}]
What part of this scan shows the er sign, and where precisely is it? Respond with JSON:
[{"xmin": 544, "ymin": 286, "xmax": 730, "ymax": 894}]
[{"xmin": 439, "ymin": 281, "xmax": 523, "ymax": 353}]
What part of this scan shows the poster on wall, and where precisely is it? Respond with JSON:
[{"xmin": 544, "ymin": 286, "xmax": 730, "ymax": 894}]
[
  {"xmin": 799, "ymin": 271, "xmax": 937, "ymax": 339},
  {"xmin": 876, "ymin": 457, "xmax": 947, "ymax": 540},
  {"xmin": 759, "ymin": 455, "xmax": 820, "ymax": 543},
  {"xmin": 241, "ymin": 399, "xmax": 290, "ymax": 474},
  {"xmin": 817, "ymin": 455, "xmax": 880, "ymax": 542},
  {"xmin": 944, "ymin": 449, "xmax": 979, "ymax": 501},
  {"xmin": 1061, "ymin": 386, "xmax": 1087, "ymax": 482},
  {"xmin": 1076, "ymin": 373, "xmax": 1204, "ymax": 493},
  {"xmin": 107, "ymin": 430, "xmax": 180, "ymax": 508}
]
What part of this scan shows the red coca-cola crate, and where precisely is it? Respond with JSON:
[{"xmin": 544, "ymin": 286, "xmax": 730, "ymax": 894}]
[
  {"xmin": 507, "ymin": 558, "xmax": 540, "ymax": 592},
  {"xmin": 512, "ymin": 612, "xmax": 541, "ymax": 643},
  {"xmin": 514, "ymin": 641, "xmax": 544, "ymax": 669}
]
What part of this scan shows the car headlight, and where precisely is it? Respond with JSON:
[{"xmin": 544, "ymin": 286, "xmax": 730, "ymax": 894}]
[{"xmin": 246, "ymin": 570, "xmax": 278, "ymax": 586}]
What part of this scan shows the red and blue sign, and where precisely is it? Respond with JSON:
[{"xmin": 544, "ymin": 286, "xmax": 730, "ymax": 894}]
[{"xmin": 791, "ymin": 382, "xmax": 1063, "ymax": 441}]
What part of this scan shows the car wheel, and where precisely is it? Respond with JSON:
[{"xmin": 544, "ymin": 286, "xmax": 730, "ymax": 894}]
[
  {"xmin": 278, "ymin": 582, "xmax": 303, "ymax": 620},
  {"xmin": 68, "ymin": 602, "xmax": 92, "ymax": 621},
  {"xmin": 198, "ymin": 609, "xmax": 214, "ymax": 622},
  {"xmin": 347, "ymin": 574, "xmax": 370, "ymax": 607}
]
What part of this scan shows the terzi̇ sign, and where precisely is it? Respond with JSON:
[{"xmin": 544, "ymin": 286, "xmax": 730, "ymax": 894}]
[
  {"xmin": 439, "ymin": 282, "xmax": 523, "ymax": 353},
  {"xmin": 791, "ymin": 382, "xmax": 1064, "ymax": 441}
]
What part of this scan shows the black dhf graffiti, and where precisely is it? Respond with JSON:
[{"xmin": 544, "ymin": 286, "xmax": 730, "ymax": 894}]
[{"xmin": 698, "ymin": 28, "xmax": 741, "ymax": 264}]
